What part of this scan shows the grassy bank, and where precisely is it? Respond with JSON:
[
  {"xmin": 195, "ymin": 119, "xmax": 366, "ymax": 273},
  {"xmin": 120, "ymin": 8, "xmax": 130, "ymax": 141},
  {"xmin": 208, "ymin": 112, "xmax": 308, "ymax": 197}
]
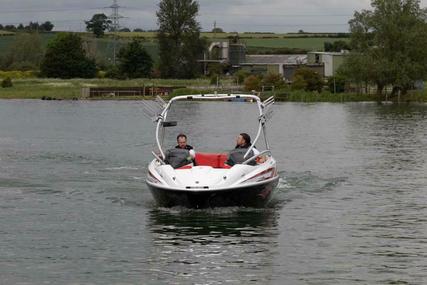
[
  {"xmin": 0, "ymin": 78, "xmax": 219, "ymax": 100},
  {"xmin": 1, "ymin": 78, "xmax": 426, "ymax": 102},
  {"xmin": 266, "ymin": 89, "xmax": 427, "ymax": 103},
  {"xmin": 168, "ymin": 88, "xmax": 427, "ymax": 103}
]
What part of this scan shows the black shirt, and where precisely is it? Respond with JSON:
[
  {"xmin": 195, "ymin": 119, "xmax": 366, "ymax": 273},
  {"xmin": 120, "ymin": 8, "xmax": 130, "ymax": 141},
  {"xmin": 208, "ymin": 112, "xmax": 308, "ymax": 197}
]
[{"xmin": 175, "ymin": 145, "xmax": 194, "ymax": 150}]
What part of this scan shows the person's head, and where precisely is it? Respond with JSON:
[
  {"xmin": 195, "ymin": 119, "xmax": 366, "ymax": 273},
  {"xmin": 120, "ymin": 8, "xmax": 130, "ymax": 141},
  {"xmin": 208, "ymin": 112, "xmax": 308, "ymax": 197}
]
[
  {"xmin": 236, "ymin": 133, "xmax": 251, "ymax": 147},
  {"xmin": 177, "ymin": 134, "xmax": 188, "ymax": 149}
]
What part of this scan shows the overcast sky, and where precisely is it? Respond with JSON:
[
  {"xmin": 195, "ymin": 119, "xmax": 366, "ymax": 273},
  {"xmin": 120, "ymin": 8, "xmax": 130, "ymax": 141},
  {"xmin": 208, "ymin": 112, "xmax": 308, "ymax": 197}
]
[{"xmin": 1, "ymin": 0, "xmax": 427, "ymax": 32}]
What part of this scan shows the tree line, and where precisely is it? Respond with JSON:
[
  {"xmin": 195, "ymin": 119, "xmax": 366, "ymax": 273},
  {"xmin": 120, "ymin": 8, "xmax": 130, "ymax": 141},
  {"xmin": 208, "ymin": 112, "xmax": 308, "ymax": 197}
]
[
  {"xmin": 83, "ymin": 0, "xmax": 206, "ymax": 79},
  {"xmin": 1, "ymin": 0, "xmax": 427, "ymax": 94},
  {"xmin": 0, "ymin": 21, "xmax": 54, "ymax": 32},
  {"xmin": 84, "ymin": 14, "xmax": 156, "ymax": 37},
  {"xmin": 1, "ymin": 0, "xmax": 206, "ymax": 80},
  {"xmin": 340, "ymin": 0, "xmax": 427, "ymax": 95}
]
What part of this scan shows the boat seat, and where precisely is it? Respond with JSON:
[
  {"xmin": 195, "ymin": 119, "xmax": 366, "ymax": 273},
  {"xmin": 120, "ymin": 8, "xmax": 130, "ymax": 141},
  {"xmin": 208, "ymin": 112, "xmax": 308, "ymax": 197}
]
[
  {"xmin": 176, "ymin": 165, "xmax": 193, "ymax": 170},
  {"xmin": 194, "ymin": 153, "xmax": 231, "ymax": 169}
]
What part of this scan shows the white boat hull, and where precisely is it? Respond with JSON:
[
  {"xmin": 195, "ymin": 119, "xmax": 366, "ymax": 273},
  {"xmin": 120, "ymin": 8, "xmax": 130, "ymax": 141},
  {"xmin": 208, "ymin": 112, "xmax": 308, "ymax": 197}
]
[{"xmin": 146, "ymin": 156, "xmax": 279, "ymax": 208}]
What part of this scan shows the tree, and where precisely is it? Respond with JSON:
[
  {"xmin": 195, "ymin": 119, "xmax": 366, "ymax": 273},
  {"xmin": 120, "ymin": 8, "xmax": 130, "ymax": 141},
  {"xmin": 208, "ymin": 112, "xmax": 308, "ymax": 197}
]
[
  {"xmin": 234, "ymin": 70, "xmax": 250, "ymax": 85},
  {"xmin": 212, "ymin": 27, "xmax": 224, "ymax": 33},
  {"xmin": 40, "ymin": 33, "xmax": 96, "ymax": 78},
  {"xmin": 26, "ymin": 22, "xmax": 40, "ymax": 32},
  {"xmin": 263, "ymin": 72, "xmax": 285, "ymax": 89},
  {"xmin": 327, "ymin": 75, "xmax": 347, "ymax": 93},
  {"xmin": 291, "ymin": 68, "xmax": 323, "ymax": 92},
  {"xmin": 157, "ymin": 0, "xmax": 207, "ymax": 79},
  {"xmin": 86, "ymin": 14, "xmax": 111, "ymax": 38},
  {"xmin": 324, "ymin": 40, "xmax": 351, "ymax": 52},
  {"xmin": 117, "ymin": 39, "xmax": 153, "ymax": 78},
  {"xmin": 1, "ymin": 77, "xmax": 13, "ymax": 88},
  {"xmin": 345, "ymin": 0, "xmax": 427, "ymax": 94},
  {"xmin": 40, "ymin": 21, "xmax": 54, "ymax": 32},
  {"xmin": 244, "ymin": 75, "xmax": 262, "ymax": 91},
  {"xmin": 4, "ymin": 25, "xmax": 16, "ymax": 31}
]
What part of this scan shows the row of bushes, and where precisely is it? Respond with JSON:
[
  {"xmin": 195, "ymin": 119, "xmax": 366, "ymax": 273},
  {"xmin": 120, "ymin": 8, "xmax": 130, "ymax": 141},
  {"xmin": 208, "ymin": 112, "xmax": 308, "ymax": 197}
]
[
  {"xmin": 238, "ymin": 69, "xmax": 346, "ymax": 94},
  {"xmin": 1, "ymin": 77, "xmax": 13, "ymax": 88},
  {"xmin": 167, "ymin": 87, "xmax": 412, "ymax": 103},
  {"xmin": 0, "ymin": 68, "xmax": 151, "ymax": 80},
  {"xmin": 0, "ymin": 70, "xmax": 36, "ymax": 79}
]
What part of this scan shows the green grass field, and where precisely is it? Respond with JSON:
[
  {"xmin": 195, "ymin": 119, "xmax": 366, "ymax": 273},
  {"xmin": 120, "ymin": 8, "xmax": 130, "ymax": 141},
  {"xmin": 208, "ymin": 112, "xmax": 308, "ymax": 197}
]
[
  {"xmin": 113, "ymin": 31, "xmax": 349, "ymax": 40},
  {"xmin": 0, "ymin": 31, "xmax": 351, "ymax": 67},
  {"xmin": 0, "ymin": 31, "xmax": 15, "ymax": 36},
  {"xmin": 0, "ymin": 33, "xmax": 159, "ymax": 65},
  {"xmin": 0, "ymin": 78, "xmax": 216, "ymax": 100},
  {"xmin": 0, "ymin": 33, "xmax": 56, "ymax": 52},
  {"xmin": 113, "ymin": 31, "xmax": 348, "ymax": 51},
  {"xmin": 244, "ymin": 37, "xmax": 349, "ymax": 50}
]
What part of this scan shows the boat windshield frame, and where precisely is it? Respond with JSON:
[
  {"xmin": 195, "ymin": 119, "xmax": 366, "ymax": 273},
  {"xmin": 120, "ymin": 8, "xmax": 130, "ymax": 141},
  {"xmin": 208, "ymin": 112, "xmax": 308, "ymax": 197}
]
[{"xmin": 155, "ymin": 94, "xmax": 272, "ymax": 160}]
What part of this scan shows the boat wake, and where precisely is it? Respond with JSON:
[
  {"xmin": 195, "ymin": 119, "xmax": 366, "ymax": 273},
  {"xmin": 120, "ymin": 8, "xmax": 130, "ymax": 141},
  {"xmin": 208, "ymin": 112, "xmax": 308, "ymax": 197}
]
[{"xmin": 269, "ymin": 171, "xmax": 348, "ymax": 207}]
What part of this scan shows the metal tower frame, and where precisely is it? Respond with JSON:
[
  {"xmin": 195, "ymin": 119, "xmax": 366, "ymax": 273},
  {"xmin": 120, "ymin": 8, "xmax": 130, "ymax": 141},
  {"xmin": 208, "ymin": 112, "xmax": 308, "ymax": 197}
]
[{"xmin": 108, "ymin": 0, "xmax": 124, "ymax": 65}]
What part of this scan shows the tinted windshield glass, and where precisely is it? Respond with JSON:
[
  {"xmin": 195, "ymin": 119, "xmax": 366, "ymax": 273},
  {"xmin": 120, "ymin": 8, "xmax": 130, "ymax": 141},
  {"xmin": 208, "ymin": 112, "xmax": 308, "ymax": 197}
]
[{"xmin": 161, "ymin": 101, "xmax": 262, "ymax": 153}]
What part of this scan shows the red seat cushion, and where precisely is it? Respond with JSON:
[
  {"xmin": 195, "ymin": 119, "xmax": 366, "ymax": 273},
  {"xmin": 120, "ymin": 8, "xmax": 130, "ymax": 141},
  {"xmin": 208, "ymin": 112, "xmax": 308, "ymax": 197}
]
[
  {"xmin": 195, "ymin": 153, "xmax": 230, "ymax": 168},
  {"xmin": 177, "ymin": 165, "xmax": 193, "ymax": 170}
]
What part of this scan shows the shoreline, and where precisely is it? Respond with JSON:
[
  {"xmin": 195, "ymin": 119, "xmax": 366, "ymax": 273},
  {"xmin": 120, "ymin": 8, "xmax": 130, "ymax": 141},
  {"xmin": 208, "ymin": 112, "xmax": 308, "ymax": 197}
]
[
  {"xmin": 1, "ymin": 96, "xmax": 426, "ymax": 104},
  {"xmin": 1, "ymin": 78, "xmax": 426, "ymax": 103}
]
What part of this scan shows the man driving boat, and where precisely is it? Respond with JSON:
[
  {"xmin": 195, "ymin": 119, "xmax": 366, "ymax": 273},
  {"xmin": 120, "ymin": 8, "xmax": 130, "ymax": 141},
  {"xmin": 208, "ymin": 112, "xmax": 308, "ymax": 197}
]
[{"xmin": 164, "ymin": 134, "xmax": 196, "ymax": 168}]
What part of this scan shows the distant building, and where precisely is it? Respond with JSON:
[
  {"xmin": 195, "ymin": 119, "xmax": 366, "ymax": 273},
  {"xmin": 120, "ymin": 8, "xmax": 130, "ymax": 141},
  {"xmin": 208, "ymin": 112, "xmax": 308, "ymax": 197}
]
[
  {"xmin": 307, "ymin": 51, "xmax": 348, "ymax": 77},
  {"xmin": 202, "ymin": 40, "xmax": 246, "ymax": 65},
  {"xmin": 240, "ymin": 54, "xmax": 306, "ymax": 75},
  {"xmin": 240, "ymin": 54, "xmax": 323, "ymax": 81},
  {"xmin": 200, "ymin": 40, "xmax": 343, "ymax": 81}
]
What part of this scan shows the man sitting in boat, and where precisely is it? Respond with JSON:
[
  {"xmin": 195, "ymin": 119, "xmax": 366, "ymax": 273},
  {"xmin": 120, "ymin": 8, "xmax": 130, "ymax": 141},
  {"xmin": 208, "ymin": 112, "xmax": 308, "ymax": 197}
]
[
  {"xmin": 226, "ymin": 133, "xmax": 260, "ymax": 166},
  {"xmin": 164, "ymin": 134, "xmax": 196, "ymax": 169},
  {"xmin": 176, "ymin": 134, "xmax": 194, "ymax": 151}
]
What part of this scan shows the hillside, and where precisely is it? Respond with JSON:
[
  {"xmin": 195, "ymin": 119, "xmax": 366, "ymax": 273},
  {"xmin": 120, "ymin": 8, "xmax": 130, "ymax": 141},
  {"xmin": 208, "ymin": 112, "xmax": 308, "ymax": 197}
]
[{"xmin": 0, "ymin": 31, "xmax": 349, "ymax": 65}]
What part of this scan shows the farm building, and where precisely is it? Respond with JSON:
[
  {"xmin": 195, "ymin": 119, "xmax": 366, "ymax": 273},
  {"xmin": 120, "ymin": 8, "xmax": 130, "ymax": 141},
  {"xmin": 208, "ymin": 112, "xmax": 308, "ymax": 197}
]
[
  {"xmin": 307, "ymin": 51, "xmax": 348, "ymax": 77},
  {"xmin": 200, "ymin": 40, "xmax": 334, "ymax": 80},
  {"xmin": 204, "ymin": 41, "xmax": 246, "ymax": 66},
  {"xmin": 240, "ymin": 54, "xmax": 323, "ymax": 81}
]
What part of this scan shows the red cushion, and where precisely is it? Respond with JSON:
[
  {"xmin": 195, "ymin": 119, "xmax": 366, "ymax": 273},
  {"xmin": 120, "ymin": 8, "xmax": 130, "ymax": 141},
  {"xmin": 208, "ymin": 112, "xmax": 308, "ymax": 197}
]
[
  {"xmin": 177, "ymin": 165, "xmax": 193, "ymax": 170},
  {"xmin": 195, "ymin": 153, "xmax": 230, "ymax": 168}
]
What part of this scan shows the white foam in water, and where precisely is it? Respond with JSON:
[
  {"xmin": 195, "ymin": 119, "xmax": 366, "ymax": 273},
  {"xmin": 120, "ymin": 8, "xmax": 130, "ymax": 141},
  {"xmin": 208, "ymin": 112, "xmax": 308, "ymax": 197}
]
[
  {"xmin": 277, "ymin": 177, "xmax": 293, "ymax": 190},
  {"xmin": 156, "ymin": 206, "xmax": 258, "ymax": 215},
  {"xmin": 104, "ymin": 166, "xmax": 140, "ymax": 170},
  {"xmin": 132, "ymin": 176, "xmax": 145, "ymax": 180}
]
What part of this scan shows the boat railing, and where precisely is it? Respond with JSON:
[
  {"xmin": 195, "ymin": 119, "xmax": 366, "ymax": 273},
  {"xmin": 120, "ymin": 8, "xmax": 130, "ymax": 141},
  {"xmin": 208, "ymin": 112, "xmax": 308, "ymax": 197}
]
[
  {"xmin": 152, "ymin": 151, "xmax": 166, "ymax": 165},
  {"xmin": 242, "ymin": 150, "xmax": 272, "ymax": 165}
]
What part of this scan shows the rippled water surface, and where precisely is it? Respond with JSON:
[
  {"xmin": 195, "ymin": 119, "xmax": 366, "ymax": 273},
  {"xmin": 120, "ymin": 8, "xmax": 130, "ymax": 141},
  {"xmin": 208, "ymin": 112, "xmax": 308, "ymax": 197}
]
[{"xmin": 0, "ymin": 100, "xmax": 426, "ymax": 284}]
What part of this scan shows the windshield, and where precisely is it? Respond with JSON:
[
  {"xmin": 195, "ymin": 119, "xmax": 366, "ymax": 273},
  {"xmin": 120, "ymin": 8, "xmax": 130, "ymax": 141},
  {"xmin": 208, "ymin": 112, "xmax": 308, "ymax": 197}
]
[{"xmin": 159, "ymin": 101, "xmax": 263, "ymax": 154}]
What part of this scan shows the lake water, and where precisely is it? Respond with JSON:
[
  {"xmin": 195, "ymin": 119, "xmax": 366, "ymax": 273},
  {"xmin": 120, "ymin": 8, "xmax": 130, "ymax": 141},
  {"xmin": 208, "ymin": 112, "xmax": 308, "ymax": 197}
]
[{"xmin": 0, "ymin": 100, "xmax": 426, "ymax": 284}]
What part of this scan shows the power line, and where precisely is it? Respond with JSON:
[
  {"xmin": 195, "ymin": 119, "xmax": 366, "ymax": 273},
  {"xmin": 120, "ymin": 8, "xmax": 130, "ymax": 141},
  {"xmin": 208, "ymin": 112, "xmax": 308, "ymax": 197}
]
[
  {"xmin": 0, "ymin": 7, "xmax": 102, "ymax": 14},
  {"xmin": 208, "ymin": 22, "xmax": 348, "ymax": 27},
  {"xmin": 0, "ymin": 7, "xmax": 354, "ymax": 17},
  {"xmin": 199, "ymin": 13, "xmax": 353, "ymax": 17},
  {"xmin": 107, "ymin": 0, "xmax": 125, "ymax": 65}
]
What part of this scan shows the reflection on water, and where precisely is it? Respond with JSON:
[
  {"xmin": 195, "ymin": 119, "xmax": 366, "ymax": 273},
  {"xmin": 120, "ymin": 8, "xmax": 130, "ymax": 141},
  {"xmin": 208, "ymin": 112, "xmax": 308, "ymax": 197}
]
[
  {"xmin": 146, "ymin": 208, "xmax": 279, "ymax": 284},
  {"xmin": 149, "ymin": 207, "xmax": 278, "ymax": 237}
]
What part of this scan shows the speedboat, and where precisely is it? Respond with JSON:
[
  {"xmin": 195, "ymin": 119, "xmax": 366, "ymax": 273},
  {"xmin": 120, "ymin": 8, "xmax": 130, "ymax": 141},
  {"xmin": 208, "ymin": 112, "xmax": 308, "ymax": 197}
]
[{"xmin": 143, "ymin": 94, "xmax": 279, "ymax": 208}]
